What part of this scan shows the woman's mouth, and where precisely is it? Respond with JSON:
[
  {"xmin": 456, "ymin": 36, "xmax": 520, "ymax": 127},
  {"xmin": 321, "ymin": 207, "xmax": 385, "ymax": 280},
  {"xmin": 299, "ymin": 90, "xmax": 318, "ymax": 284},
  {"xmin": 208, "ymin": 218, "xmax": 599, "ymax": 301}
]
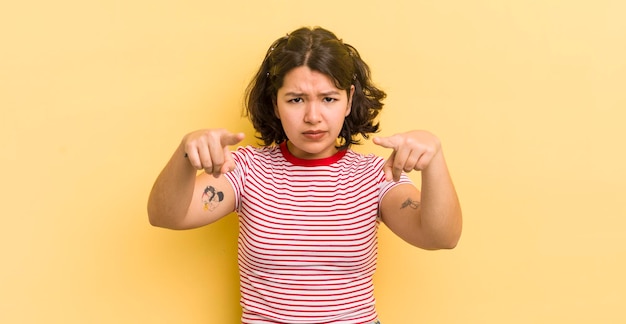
[{"xmin": 302, "ymin": 130, "xmax": 326, "ymax": 140}]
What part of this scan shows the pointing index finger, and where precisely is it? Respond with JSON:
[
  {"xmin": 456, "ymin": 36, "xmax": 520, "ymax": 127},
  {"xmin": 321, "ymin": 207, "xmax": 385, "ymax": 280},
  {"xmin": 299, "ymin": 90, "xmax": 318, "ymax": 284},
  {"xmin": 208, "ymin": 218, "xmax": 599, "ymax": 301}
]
[
  {"xmin": 221, "ymin": 132, "xmax": 245, "ymax": 146},
  {"xmin": 372, "ymin": 136, "xmax": 397, "ymax": 150}
]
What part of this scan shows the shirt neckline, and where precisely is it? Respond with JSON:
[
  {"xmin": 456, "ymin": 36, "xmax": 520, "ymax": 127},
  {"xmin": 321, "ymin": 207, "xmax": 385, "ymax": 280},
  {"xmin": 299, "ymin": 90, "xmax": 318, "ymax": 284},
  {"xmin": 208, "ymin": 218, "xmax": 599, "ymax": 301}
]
[{"xmin": 280, "ymin": 142, "xmax": 347, "ymax": 166}]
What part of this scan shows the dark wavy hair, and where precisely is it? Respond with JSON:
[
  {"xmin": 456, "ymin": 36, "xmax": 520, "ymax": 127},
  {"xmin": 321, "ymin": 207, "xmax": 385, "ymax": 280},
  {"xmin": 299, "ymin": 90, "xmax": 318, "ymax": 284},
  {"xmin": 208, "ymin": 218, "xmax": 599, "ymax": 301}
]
[{"xmin": 244, "ymin": 26, "xmax": 386, "ymax": 150}]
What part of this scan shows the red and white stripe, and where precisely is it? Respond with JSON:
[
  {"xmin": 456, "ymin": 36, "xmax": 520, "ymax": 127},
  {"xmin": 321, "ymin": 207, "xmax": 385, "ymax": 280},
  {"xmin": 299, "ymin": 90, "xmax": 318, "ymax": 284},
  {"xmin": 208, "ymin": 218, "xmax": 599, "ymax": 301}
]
[{"xmin": 225, "ymin": 143, "xmax": 410, "ymax": 323}]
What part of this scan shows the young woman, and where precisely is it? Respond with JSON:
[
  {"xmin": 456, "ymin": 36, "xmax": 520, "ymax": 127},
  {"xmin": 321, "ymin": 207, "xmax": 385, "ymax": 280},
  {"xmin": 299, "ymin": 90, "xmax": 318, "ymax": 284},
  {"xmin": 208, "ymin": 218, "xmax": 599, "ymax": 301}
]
[{"xmin": 148, "ymin": 26, "xmax": 462, "ymax": 324}]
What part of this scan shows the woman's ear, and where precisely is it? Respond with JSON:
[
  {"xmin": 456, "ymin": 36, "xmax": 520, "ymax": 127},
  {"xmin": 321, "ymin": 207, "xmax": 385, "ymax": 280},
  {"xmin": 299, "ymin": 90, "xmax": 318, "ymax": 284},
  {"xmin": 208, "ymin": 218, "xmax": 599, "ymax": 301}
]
[
  {"xmin": 345, "ymin": 85, "xmax": 355, "ymax": 116},
  {"xmin": 272, "ymin": 97, "xmax": 280, "ymax": 119}
]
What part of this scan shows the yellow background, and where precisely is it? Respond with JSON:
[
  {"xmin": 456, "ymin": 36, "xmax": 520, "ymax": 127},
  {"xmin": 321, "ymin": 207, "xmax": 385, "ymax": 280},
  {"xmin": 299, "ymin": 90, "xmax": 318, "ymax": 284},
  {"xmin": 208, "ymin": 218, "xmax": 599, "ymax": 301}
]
[{"xmin": 1, "ymin": 0, "xmax": 625, "ymax": 323}]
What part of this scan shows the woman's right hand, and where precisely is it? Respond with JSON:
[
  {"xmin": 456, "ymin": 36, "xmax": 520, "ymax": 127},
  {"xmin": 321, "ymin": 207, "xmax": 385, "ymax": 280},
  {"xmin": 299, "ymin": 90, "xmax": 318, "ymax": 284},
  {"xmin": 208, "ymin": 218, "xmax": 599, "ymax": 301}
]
[{"xmin": 182, "ymin": 129, "xmax": 245, "ymax": 177}]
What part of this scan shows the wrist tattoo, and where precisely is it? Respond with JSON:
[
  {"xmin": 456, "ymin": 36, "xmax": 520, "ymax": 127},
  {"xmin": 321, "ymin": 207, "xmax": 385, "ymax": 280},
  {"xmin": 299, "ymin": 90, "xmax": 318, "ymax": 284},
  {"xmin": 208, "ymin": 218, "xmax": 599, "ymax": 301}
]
[
  {"xmin": 202, "ymin": 186, "xmax": 224, "ymax": 211},
  {"xmin": 401, "ymin": 198, "xmax": 420, "ymax": 210}
]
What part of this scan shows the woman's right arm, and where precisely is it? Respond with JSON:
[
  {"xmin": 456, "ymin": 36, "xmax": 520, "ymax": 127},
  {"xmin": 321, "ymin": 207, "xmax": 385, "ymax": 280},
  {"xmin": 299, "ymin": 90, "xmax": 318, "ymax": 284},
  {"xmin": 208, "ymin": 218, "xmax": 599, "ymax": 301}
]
[{"xmin": 147, "ymin": 129, "xmax": 245, "ymax": 230}]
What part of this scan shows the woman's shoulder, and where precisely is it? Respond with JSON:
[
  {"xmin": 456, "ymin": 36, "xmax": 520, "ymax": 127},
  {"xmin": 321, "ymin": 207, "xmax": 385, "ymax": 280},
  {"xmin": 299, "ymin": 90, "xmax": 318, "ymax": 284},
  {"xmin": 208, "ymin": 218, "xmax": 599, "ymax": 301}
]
[
  {"xmin": 233, "ymin": 144, "xmax": 281, "ymax": 160},
  {"xmin": 344, "ymin": 149, "xmax": 385, "ymax": 162},
  {"xmin": 342, "ymin": 149, "xmax": 386, "ymax": 169}
]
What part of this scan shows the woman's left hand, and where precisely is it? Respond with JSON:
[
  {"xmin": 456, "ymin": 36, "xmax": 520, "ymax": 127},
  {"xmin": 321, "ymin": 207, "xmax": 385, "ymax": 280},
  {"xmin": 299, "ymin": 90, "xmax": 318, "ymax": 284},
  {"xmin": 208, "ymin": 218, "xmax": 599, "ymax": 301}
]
[{"xmin": 373, "ymin": 130, "xmax": 442, "ymax": 182}]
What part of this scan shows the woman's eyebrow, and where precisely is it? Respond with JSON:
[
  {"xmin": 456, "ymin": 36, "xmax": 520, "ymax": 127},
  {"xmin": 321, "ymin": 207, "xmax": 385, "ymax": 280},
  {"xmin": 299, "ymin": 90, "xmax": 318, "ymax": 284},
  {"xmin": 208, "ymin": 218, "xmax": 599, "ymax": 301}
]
[
  {"xmin": 319, "ymin": 90, "xmax": 341, "ymax": 96},
  {"xmin": 283, "ymin": 91, "xmax": 306, "ymax": 97},
  {"xmin": 282, "ymin": 90, "xmax": 342, "ymax": 97}
]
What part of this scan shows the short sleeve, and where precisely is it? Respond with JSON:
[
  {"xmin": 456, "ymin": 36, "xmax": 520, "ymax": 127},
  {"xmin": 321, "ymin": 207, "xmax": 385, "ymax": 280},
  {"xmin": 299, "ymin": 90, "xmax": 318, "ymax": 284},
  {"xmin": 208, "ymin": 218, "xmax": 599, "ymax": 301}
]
[{"xmin": 223, "ymin": 146, "xmax": 253, "ymax": 213}]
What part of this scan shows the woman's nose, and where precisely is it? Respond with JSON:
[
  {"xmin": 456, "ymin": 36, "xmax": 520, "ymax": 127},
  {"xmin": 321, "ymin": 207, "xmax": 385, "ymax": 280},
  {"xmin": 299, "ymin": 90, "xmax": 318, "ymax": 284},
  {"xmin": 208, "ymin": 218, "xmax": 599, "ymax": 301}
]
[{"xmin": 303, "ymin": 103, "xmax": 321, "ymax": 124}]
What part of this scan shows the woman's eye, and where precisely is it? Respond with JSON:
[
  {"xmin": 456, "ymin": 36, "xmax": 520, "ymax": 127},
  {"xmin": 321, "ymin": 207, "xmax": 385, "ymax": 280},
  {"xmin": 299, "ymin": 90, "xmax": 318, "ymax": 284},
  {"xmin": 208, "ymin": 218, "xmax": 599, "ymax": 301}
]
[
  {"xmin": 289, "ymin": 98, "xmax": 303, "ymax": 103},
  {"xmin": 323, "ymin": 97, "xmax": 337, "ymax": 103}
]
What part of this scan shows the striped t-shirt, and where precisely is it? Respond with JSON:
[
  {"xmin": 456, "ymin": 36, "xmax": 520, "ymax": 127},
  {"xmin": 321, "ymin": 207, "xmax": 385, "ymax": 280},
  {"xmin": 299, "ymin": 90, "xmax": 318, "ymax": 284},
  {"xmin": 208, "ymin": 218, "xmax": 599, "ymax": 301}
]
[{"xmin": 224, "ymin": 142, "xmax": 411, "ymax": 323}]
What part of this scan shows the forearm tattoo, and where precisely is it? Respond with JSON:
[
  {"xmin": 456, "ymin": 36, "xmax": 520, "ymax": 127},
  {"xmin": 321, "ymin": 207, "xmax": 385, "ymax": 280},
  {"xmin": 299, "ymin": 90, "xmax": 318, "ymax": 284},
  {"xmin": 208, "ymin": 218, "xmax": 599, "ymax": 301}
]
[
  {"xmin": 401, "ymin": 198, "xmax": 420, "ymax": 210},
  {"xmin": 202, "ymin": 186, "xmax": 224, "ymax": 211}
]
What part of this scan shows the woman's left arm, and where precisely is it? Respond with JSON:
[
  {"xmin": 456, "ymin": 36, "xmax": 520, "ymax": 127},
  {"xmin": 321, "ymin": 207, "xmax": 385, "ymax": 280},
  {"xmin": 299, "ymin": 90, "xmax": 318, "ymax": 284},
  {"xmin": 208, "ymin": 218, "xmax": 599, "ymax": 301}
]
[{"xmin": 374, "ymin": 130, "xmax": 462, "ymax": 250}]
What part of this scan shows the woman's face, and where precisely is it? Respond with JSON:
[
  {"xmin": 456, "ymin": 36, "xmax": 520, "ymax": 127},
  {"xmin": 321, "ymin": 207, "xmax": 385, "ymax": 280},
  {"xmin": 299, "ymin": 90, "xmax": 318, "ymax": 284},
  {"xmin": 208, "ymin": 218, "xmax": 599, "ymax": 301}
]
[{"xmin": 275, "ymin": 66, "xmax": 354, "ymax": 159}]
